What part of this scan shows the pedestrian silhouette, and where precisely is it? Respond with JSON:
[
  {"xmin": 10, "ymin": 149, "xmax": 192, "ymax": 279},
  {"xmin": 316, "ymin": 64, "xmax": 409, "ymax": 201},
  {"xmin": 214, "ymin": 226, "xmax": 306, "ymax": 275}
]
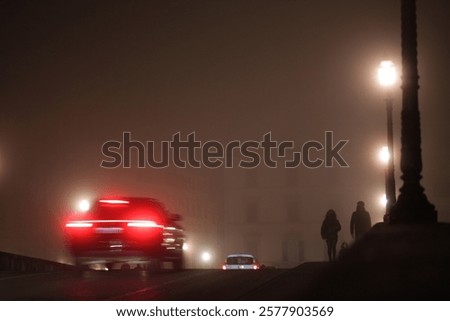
[
  {"xmin": 350, "ymin": 201, "xmax": 372, "ymax": 239},
  {"xmin": 320, "ymin": 209, "xmax": 341, "ymax": 262}
]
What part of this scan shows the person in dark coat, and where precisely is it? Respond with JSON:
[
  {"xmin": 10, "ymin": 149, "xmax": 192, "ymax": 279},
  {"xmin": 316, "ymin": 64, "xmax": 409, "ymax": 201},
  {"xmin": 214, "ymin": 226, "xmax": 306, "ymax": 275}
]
[
  {"xmin": 350, "ymin": 201, "xmax": 372, "ymax": 239},
  {"xmin": 321, "ymin": 209, "xmax": 341, "ymax": 262}
]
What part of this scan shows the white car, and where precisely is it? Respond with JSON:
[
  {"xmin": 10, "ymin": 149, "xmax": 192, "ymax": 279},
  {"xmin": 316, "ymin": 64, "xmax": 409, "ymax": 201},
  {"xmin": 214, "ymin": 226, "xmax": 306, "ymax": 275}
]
[{"xmin": 222, "ymin": 254, "xmax": 260, "ymax": 270}]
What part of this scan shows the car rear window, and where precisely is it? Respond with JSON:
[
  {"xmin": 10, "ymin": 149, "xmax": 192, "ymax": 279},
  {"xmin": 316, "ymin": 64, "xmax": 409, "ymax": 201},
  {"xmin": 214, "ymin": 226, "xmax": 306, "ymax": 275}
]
[{"xmin": 226, "ymin": 256, "xmax": 255, "ymax": 265}]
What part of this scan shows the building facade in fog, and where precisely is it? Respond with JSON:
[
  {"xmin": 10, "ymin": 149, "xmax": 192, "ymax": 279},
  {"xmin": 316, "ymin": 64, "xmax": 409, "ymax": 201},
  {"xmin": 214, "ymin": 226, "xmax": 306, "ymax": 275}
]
[
  {"xmin": 220, "ymin": 160, "xmax": 357, "ymax": 268},
  {"xmin": 222, "ymin": 168, "xmax": 310, "ymax": 268}
]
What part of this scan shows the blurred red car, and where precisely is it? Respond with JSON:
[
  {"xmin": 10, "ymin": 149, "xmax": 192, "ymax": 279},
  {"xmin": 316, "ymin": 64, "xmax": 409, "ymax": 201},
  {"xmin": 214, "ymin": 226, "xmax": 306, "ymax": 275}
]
[{"xmin": 64, "ymin": 197, "xmax": 185, "ymax": 270}]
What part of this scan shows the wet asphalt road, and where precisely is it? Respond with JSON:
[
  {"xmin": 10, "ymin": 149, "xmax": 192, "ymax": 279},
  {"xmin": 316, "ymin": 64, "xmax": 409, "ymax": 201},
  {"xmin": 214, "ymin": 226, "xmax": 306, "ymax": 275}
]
[
  {"xmin": 0, "ymin": 263, "xmax": 328, "ymax": 300},
  {"xmin": 0, "ymin": 268, "xmax": 282, "ymax": 300}
]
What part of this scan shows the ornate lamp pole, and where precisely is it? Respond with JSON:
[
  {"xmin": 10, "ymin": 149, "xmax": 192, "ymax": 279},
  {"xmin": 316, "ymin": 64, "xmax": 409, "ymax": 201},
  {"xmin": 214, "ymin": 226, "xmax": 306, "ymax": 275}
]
[{"xmin": 389, "ymin": 0, "xmax": 437, "ymax": 224}]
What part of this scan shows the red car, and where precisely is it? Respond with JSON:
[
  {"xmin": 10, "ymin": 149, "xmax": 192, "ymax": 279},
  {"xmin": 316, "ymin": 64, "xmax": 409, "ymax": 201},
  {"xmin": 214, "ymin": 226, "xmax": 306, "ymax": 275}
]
[{"xmin": 64, "ymin": 197, "xmax": 185, "ymax": 270}]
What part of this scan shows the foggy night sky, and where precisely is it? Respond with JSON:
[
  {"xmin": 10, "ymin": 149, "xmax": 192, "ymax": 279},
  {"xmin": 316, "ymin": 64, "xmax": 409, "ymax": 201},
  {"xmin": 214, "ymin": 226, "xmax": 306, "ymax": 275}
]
[{"xmin": 0, "ymin": 0, "xmax": 449, "ymax": 263}]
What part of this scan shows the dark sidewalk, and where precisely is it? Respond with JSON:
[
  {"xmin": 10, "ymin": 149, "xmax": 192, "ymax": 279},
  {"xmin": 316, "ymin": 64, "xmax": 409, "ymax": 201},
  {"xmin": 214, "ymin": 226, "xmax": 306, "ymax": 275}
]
[
  {"xmin": 244, "ymin": 222, "xmax": 450, "ymax": 300},
  {"xmin": 305, "ymin": 222, "xmax": 450, "ymax": 300}
]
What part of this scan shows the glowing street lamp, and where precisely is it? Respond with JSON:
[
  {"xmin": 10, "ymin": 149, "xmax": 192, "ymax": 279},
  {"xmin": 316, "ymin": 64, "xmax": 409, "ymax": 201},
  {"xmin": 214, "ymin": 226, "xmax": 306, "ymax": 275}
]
[
  {"xmin": 377, "ymin": 60, "xmax": 397, "ymax": 221},
  {"xmin": 378, "ymin": 60, "xmax": 397, "ymax": 87},
  {"xmin": 200, "ymin": 251, "xmax": 212, "ymax": 268},
  {"xmin": 378, "ymin": 146, "xmax": 390, "ymax": 165},
  {"xmin": 201, "ymin": 251, "xmax": 211, "ymax": 262}
]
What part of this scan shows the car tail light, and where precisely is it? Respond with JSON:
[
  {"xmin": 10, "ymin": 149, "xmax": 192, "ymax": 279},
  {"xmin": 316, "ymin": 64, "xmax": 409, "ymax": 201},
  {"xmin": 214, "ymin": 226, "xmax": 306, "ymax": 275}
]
[
  {"xmin": 222, "ymin": 264, "xmax": 227, "ymax": 270},
  {"xmin": 127, "ymin": 220, "xmax": 158, "ymax": 228},
  {"xmin": 65, "ymin": 222, "xmax": 93, "ymax": 228},
  {"xmin": 253, "ymin": 264, "xmax": 259, "ymax": 270},
  {"xmin": 99, "ymin": 199, "xmax": 130, "ymax": 204}
]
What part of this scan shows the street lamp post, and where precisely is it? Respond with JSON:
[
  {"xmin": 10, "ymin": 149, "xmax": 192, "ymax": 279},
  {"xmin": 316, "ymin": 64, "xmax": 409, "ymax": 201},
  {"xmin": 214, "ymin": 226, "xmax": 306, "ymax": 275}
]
[
  {"xmin": 378, "ymin": 60, "xmax": 397, "ymax": 221},
  {"xmin": 389, "ymin": 0, "xmax": 437, "ymax": 224}
]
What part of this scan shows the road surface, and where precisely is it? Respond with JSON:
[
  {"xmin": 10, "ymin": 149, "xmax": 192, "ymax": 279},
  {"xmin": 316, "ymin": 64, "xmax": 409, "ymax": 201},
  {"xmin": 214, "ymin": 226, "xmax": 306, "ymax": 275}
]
[{"xmin": 0, "ymin": 263, "xmax": 328, "ymax": 300}]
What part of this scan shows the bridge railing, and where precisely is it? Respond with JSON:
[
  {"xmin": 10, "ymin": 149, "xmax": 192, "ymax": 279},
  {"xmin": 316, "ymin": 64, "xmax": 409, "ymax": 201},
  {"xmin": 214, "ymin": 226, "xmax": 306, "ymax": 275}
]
[{"xmin": 0, "ymin": 251, "xmax": 74, "ymax": 272}]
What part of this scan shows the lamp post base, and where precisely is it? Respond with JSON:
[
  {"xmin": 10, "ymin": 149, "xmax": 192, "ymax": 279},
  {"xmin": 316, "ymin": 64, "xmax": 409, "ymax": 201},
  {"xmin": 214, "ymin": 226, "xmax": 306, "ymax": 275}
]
[{"xmin": 389, "ymin": 188, "xmax": 437, "ymax": 224}]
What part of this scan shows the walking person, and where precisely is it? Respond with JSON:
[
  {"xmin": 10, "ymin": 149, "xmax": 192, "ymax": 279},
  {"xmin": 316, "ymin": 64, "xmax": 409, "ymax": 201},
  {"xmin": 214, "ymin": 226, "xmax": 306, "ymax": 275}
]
[
  {"xmin": 321, "ymin": 209, "xmax": 341, "ymax": 262},
  {"xmin": 350, "ymin": 201, "xmax": 372, "ymax": 239}
]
